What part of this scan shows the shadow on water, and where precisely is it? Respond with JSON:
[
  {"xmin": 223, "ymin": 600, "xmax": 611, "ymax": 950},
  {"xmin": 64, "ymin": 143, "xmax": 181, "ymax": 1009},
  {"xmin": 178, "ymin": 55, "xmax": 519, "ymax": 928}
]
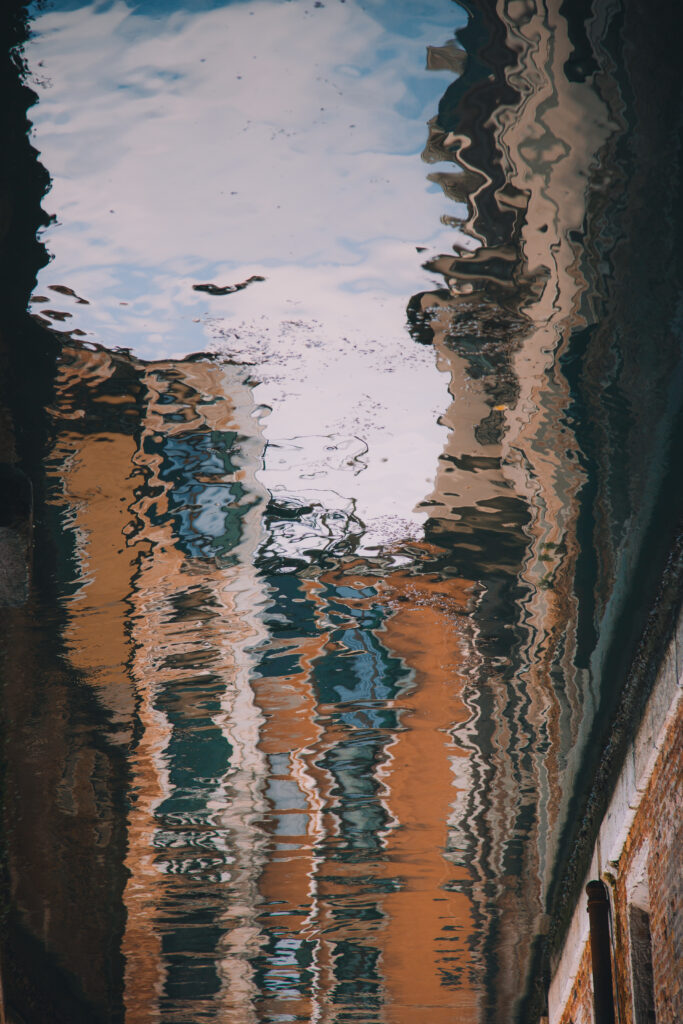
[{"xmin": 0, "ymin": 1, "xmax": 682, "ymax": 1022}]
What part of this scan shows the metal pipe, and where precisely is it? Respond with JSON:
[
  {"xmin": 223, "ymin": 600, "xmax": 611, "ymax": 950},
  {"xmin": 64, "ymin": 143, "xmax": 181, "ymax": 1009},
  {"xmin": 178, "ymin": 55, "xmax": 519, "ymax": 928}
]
[{"xmin": 586, "ymin": 880, "xmax": 616, "ymax": 1024}]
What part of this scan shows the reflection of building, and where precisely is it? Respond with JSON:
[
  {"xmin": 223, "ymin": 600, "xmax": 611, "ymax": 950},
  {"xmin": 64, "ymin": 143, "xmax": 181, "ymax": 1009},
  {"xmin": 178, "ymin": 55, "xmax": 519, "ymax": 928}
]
[
  {"xmin": 20, "ymin": 339, "xmax": 486, "ymax": 1024},
  {"xmin": 2, "ymin": 0, "xmax": 683, "ymax": 1021},
  {"xmin": 412, "ymin": 1, "xmax": 616, "ymax": 1011},
  {"xmin": 411, "ymin": 0, "xmax": 683, "ymax": 1018},
  {"xmin": 368, "ymin": 570, "xmax": 479, "ymax": 1022},
  {"xmin": 44, "ymin": 343, "xmax": 273, "ymax": 1022},
  {"xmin": 246, "ymin": 565, "xmax": 482, "ymax": 1024}
]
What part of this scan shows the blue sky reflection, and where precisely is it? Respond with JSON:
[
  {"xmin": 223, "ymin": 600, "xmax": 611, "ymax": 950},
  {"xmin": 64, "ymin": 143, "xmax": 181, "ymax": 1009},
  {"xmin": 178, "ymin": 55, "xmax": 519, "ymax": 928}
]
[{"xmin": 26, "ymin": 0, "xmax": 468, "ymax": 546}]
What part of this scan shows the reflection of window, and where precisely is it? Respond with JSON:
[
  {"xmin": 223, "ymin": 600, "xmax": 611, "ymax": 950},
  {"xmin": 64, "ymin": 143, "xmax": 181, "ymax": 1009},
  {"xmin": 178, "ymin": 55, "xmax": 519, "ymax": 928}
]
[
  {"xmin": 627, "ymin": 845, "xmax": 657, "ymax": 1024},
  {"xmin": 151, "ymin": 430, "xmax": 253, "ymax": 559}
]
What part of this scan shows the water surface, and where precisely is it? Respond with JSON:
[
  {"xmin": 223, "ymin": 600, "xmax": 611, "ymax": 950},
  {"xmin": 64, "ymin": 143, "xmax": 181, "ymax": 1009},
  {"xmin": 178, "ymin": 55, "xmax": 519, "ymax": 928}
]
[{"xmin": 3, "ymin": 0, "xmax": 683, "ymax": 1021}]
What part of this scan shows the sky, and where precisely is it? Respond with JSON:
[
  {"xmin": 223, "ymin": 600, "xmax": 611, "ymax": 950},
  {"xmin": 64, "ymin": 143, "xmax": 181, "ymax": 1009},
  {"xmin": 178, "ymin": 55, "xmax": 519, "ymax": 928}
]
[{"xmin": 25, "ymin": 0, "xmax": 469, "ymax": 550}]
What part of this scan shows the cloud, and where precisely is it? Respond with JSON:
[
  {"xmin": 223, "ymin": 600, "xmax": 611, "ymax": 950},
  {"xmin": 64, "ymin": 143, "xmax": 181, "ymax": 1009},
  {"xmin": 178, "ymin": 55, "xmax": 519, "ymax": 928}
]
[{"xmin": 26, "ymin": 0, "xmax": 467, "ymax": 545}]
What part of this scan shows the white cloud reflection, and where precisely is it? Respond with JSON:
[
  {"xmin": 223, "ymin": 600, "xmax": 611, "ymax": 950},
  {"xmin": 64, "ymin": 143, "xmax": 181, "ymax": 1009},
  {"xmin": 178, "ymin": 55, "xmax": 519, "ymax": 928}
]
[{"xmin": 26, "ymin": 0, "xmax": 467, "ymax": 548}]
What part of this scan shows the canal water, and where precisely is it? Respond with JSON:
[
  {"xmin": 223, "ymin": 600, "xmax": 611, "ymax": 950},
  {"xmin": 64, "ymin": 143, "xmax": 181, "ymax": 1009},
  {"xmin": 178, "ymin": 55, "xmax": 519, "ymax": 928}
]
[{"xmin": 2, "ymin": 0, "xmax": 682, "ymax": 1021}]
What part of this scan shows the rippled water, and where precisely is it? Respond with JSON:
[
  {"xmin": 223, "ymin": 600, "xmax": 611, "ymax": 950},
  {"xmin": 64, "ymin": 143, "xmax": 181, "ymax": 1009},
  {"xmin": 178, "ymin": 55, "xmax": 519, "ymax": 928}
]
[{"xmin": 2, "ymin": 0, "xmax": 683, "ymax": 1021}]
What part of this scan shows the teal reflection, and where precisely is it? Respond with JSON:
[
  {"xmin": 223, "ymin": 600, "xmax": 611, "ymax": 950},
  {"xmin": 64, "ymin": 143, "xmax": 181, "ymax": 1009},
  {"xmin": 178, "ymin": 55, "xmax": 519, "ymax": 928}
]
[{"xmin": 146, "ymin": 429, "xmax": 254, "ymax": 560}]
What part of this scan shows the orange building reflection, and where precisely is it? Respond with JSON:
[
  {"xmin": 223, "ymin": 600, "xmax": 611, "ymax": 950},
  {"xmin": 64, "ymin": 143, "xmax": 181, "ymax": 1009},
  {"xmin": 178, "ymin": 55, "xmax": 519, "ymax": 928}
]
[
  {"xmin": 41, "ymin": 340, "xmax": 484, "ymax": 1022},
  {"xmin": 248, "ymin": 564, "xmax": 480, "ymax": 1023}
]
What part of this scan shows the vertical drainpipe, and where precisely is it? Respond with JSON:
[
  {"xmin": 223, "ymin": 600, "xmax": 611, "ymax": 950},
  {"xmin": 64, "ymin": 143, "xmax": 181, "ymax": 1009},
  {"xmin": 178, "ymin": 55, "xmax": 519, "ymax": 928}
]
[{"xmin": 586, "ymin": 880, "xmax": 616, "ymax": 1024}]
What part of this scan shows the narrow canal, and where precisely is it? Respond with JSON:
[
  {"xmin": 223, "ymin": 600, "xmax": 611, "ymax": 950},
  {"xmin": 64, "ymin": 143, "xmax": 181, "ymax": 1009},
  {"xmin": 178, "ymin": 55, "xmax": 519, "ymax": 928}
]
[{"xmin": 1, "ymin": 1, "xmax": 682, "ymax": 1022}]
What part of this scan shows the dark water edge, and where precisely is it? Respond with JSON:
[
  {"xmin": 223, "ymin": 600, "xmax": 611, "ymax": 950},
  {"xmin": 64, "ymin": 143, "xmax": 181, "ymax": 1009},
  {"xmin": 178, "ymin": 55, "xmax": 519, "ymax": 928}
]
[
  {"xmin": 0, "ymin": 5, "xmax": 126, "ymax": 1018},
  {"xmin": 0, "ymin": 1, "xmax": 682, "ymax": 1022}
]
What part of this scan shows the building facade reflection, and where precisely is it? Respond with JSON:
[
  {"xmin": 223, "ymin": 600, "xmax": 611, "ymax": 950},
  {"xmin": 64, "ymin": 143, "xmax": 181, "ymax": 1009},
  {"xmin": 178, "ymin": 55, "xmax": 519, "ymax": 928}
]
[
  {"xmin": 33, "ymin": 343, "xmax": 483, "ymax": 1022},
  {"xmin": 2, "ymin": 1, "xmax": 683, "ymax": 1022},
  {"xmin": 409, "ymin": 0, "xmax": 683, "ymax": 1017}
]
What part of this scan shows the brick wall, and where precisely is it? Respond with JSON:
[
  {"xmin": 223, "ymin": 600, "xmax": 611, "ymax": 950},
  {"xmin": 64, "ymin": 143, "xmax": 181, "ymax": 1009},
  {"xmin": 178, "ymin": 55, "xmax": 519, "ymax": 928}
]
[
  {"xmin": 549, "ymin": 613, "xmax": 682, "ymax": 1024},
  {"xmin": 556, "ymin": 945, "xmax": 593, "ymax": 1024},
  {"xmin": 611, "ymin": 697, "xmax": 682, "ymax": 1024}
]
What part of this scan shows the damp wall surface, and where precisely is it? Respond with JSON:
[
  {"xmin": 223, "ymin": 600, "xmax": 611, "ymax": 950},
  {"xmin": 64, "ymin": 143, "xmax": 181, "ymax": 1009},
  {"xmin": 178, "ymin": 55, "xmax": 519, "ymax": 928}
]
[{"xmin": 0, "ymin": 1, "xmax": 682, "ymax": 1022}]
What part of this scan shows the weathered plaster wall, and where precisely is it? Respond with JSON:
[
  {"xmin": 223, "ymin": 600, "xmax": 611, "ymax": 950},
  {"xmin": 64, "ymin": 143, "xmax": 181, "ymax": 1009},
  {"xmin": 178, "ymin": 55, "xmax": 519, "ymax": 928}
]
[{"xmin": 550, "ymin": 609, "xmax": 683, "ymax": 1023}]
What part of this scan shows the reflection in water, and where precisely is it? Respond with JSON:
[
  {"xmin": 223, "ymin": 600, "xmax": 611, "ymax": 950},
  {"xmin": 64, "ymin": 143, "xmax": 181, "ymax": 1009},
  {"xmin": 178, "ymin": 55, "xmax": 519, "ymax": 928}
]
[
  {"xmin": 2, "ymin": 0, "xmax": 683, "ymax": 1022},
  {"xmin": 31, "ymin": 343, "xmax": 483, "ymax": 1023}
]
